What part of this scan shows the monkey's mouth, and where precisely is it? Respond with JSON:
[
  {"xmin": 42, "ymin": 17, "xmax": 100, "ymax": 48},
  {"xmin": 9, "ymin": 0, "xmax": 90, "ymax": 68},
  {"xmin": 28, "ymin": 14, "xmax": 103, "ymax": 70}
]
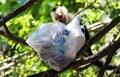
[
  {"xmin": 59, "ymin": 17, "xmax": 66, "ymax": 24},
  {"xmin": 59, "ymin": 18, "xmax": 64, "ymax": 22}
]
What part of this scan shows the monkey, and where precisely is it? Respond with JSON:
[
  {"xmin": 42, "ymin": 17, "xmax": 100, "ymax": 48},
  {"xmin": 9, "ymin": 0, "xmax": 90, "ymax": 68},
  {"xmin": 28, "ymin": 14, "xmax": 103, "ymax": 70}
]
[
  {"xmin": 51, "ymin": 6, "xmax": 74, "ymax": 24},
  {"xmin": 51, "ymin": 6, "xmax": 120, "ymax": 73}
]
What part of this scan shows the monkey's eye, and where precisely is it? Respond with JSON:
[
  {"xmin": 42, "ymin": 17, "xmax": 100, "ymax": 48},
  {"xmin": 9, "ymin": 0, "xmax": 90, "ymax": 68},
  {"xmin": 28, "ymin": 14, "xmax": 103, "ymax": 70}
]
[{"xmin": 59, "ymin": 15, "xmax": 62, "ymax": 18}]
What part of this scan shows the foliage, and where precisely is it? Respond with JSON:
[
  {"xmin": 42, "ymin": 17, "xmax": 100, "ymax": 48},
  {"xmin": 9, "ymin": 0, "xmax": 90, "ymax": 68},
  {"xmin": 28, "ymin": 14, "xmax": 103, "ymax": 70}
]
[{"xmin": 0, "ymin": 0, "xmax": 120, "ymax": 77}]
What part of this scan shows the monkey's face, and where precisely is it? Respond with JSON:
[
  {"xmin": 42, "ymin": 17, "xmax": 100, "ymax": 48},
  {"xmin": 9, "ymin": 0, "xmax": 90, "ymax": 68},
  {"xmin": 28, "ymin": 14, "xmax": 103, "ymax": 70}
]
[{"xmin": 51, "ymin": 6, "xmax": 68, "ymax": 24}]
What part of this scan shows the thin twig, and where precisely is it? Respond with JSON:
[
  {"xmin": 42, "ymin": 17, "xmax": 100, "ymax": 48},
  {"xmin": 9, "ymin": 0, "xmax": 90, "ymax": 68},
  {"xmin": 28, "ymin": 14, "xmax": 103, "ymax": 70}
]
[
  {"xmin": 87, "ymin": 20, "xmax": 111, "ymax": 32},
  {"xmin": 97, "ymin": 49, "xmax": 116, "ymax": 77},
  {"xmin": 108, "ymin": 64, "xmax": 120, "ymax": 77},
  {"xmin": 23, "ymin": 59, "xmax": 40, "ymax": 75},
  {"xmin": 77, "ymin": 63, "xmax": 91, "ymax": 71},
  {"xmin": 74, "ymin": 0, "xmax": 97, "ymax": 16},
  {"xmin": 0, "ymin": 53, "xmax": 34, "ymax": 71},
  {"xmin": 0, "ymin": 62, "xmax": 14, "ymax": 71},
  {"xmin": 0, "ymin": 51, "xmax": 31, "ymax": 64},
  {"xmin": 2, "ymin": 24, "xmax": 11, "ymax": 35}
]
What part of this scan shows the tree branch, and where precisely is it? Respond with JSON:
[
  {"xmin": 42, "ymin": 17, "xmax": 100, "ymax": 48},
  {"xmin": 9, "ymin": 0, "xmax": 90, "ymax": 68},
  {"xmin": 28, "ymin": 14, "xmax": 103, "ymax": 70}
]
[
  {"xmin": 0, "ymin": 30, "xmax": 28, "ymax": 46},
  {"xmin": 27, "ymin": 70, "xmax": 58, "ymax": 77},
  {"xmin": 97, "ymin": 48, "xmax": 116, "ymax": 77},
  {"xmin": 0, "ymin": 0, "xmax": 38, "ymax": 26},
  {"xmin": 0, "ymin": 0, "xmax": 40, "ymax": 45},
  {"xmin": 27, "ymin": 64, "xmax": 91, "ymax": 77},
  {"xmin": 77, "ymin": 38, "xmax": 120, "ymax": 67},
  {"xmin": 108, "ymin": 64, "xmax": 120, "ymax": 77},
  {"xmin": 87, "ymin": 20, "xmax": 111, "ymax": 32},
  {"xmin": 27, "ymin": 38, "xmax": 120, "ymax": 77},
  {"xmin": 77, "ymin": 15, "xmax": 120, "ymax": 57},
  {"xmin": 2, "ymin": 23, "xmax": 28, "ymax": 45}
]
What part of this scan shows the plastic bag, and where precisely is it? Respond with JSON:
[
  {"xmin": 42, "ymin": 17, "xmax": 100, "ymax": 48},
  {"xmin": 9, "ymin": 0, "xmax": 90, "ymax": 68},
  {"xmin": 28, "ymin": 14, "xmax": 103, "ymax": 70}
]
[{"xmin": 26, "ymin": 16, "xmax": 86, "ymax": 71}]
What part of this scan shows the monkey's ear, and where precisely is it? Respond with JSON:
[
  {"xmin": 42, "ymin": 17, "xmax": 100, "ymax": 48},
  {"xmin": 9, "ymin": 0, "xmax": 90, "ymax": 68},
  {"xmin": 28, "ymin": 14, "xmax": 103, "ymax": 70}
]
[
  {"xmin": 61, "ymin": 6, "xmax": 68, "ymax": 15},
  {"xmin": 50, "ymin": 12, "xmax": 57, "ymax": 22}
]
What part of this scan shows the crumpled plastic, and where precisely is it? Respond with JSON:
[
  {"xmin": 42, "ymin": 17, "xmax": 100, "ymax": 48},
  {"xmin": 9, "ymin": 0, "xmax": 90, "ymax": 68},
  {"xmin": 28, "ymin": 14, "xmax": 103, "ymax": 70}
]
[{"xmin": 26, "ymin": 16, "xmax": 86, "ymax": 71}]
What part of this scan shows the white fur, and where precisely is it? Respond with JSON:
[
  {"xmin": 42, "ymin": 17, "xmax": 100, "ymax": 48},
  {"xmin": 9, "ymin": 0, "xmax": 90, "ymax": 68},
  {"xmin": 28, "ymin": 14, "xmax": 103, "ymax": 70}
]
[{"xmin": 51, "ymin": 6, "xmax": 74, "ymax": 24}]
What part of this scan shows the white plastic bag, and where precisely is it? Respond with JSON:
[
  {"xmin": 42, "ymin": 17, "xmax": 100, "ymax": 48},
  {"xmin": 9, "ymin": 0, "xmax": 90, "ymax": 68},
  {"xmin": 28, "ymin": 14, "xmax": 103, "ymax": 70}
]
[{"xmin": 26, "ymin": 16, "xmax": 86, "ymax": 71}]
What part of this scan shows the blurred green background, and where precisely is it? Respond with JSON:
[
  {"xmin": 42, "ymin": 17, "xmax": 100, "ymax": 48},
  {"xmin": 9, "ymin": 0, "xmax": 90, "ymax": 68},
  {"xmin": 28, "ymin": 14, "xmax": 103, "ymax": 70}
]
[{"xmin": 0, "ymin": 0, "xmax": 120, "ymax": 77}]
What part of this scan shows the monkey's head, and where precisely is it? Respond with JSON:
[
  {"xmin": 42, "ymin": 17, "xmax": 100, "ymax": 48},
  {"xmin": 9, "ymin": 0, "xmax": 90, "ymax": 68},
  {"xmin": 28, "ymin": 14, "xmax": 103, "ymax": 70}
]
[{"xmin": 51, "ymin": 6, "xmax": 68, "ymax": 24}]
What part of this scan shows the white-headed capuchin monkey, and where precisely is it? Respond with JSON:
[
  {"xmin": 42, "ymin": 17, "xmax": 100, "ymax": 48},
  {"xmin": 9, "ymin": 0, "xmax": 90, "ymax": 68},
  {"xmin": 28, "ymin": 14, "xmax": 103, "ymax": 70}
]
[
  {"xmin": 51, "ymin": 6, "xmax": 74, "ymax": 24},
  {"xmin": 51, "ymin": 6, "xmax": 120, "ymax": 73}
]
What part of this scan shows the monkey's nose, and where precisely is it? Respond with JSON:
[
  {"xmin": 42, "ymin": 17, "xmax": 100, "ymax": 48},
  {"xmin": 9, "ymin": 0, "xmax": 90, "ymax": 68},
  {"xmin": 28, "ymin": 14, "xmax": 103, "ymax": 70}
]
[{"xmin": 59, "ymin": 15, "xmax": 62, "ymax": 18}]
